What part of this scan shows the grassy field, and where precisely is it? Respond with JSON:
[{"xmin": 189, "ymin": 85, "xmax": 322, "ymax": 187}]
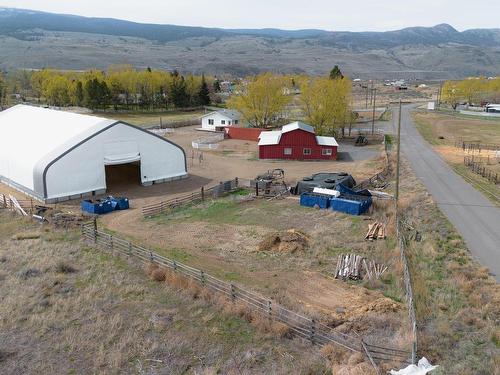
[
  {"xmin": 397, "ymin": 158, "xmax": 500, "ymax": 375},
  {"xmin": 98, "ymin": 109, "xmax": 206, "ymax": 128},
  {"xmin": 0, "ymin": 211, "xmax": 334, "ymax": 374},
  {"xmin": 413, "ymin": 111, "xmax": 500, "ymax": 204}
]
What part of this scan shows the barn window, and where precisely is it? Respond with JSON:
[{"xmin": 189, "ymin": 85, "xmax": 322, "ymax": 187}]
[
  {"xmin": 234, "ymin": 120, "xmax": 239, "ymax": 125},
  {"xmin": 284, "ymin": 148, "xmax": 292, "ymax": 155},
  {"xmin": 303, "ymin": 148, "xmax": 311, "ymax": 155},
  {"xmin": 221, "ymin": 120, "xmax": 226, "ymax": 125},
  {"xmin": 208, "ymin": 119, "xmax": 214, "ymax": 125},
  {"xmin": 322, "ymin": 148, "xmax": 332, "ymax": 156}
]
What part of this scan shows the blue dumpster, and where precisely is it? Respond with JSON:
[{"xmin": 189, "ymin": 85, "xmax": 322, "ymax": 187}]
[
  {"xmin": 81, "ymin": 199, "xmax": 114, "ymax": 215},
  {"xmin": 329, "ymin": 194, "xmax": 372, "ymax": 215},
  {"xmin": 300, "ymin": 192, "xmax": 330, "ymax": 209}
]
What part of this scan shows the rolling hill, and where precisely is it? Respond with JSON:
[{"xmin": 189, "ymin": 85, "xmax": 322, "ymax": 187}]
[{"xmin": 1, "ymin": 7, "xmax": 499, "ymax": 79}]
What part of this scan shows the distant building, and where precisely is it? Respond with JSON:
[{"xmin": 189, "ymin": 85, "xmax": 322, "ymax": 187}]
[
  {"xmin": 486, "ymin": 104, "xmax": 500, "ymax": 113},
  {"xmin": 200, "ymin": 109, "xmax": 242, "ymax": 132},
  {"xmin": 258, "ymin": 121, "xmax": 338, "ymax": 160}
]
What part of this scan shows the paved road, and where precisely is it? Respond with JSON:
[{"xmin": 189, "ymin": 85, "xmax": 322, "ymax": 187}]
[{"xmin": 397, "ymin": 104, "xmax": 500, "ymax": 281}]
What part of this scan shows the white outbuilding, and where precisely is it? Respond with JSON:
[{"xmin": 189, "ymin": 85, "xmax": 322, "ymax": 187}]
[
  {"xmin": 0, "ymin": 105, "xmax": 187, "ymax": 203},
  {"xmin": 200, "ymin": 109, "xmax": 241, "ymax": 132}
]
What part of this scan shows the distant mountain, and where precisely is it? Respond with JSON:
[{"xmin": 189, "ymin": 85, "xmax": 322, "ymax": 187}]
[{"xmin": 1, "ymin": 7, "xmax": 499, "ymax": 79}]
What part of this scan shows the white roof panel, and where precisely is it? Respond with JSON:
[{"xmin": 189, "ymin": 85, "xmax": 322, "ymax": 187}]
[
  {"xmin": 201, "ymin": 109, "xmax": 241, "ymax": 120},
  {"xmin": 258, "ymin": 131, "xmax": 282, "ymax": 146},
  {"xmin": 281, "ymin": 121, "xmax": 315, "ymax": 134},
  {"xmin": 316, "ymin": 136, "xmax": 339, "ymax": 147},
  {"xmin": 0, "ymin": 105, "xmax": 114, "ymax": 192}
]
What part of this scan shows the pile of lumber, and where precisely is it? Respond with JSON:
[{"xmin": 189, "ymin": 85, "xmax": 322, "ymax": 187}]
[
  {"xmin": 365, "ymin": 221, "xmax": 386, "ymax": 241},
  {"xmin": 334, "ymin": 253, "xmax": 388, "ymax": 281},
  {"xmin": 334, "ymin": 254, "xmax": 363, "ymax": 280},
  {"xmin": 362, "ymin": 258, "xmax": 388, "ymax": 281}
]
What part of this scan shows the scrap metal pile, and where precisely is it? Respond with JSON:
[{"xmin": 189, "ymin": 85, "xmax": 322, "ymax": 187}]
[{"xmin": 253, "ymin": 169, "xmax": 289, "ymax": 199}]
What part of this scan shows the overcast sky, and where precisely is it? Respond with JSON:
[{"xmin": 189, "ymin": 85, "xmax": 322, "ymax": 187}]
[{"xmin": 1, "ymin": 0, "xmax": 499, "ymax": 31}]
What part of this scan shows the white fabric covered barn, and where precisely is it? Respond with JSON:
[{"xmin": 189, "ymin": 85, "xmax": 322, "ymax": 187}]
[{"xmin": 0, "ymin": 105, "xmax": 187, "ymax": 203}]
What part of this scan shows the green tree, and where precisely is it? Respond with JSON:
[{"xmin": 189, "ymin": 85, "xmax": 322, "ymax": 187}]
[
  {"xmin": 329, "ymin": 65, "xmax": 344, "ymax": 80},
  {"xmin": 198, "ymin": 74, "xmax": 211, "ymax": 106},
  {"xmin": 74, "ymin": 80, "xmax": 84, "ymax": 106},
  {"xmin": 228, "ymin": 73, "xmax": 290, "ymax": 128},
  {"xmin": 213, "ymin": 79, "xmax": 221, "ymax": 93},
  {"xmin": 300, "ymin": 76, "xmax": 352, "ymax": 136},
  {"xmin": 0, "ymin": 72, "xmax": 6, "ymax": 107},
  {"xmin": 45, "ymin": 75, "xmax": 72, "ymax": 106},
  {"xmin": 169, "ymin": 72, "xmax": 189, "ymax": 108}
]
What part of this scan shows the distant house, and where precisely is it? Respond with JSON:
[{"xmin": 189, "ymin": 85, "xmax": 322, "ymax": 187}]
[
  {"xmin": 258, "ymin": 121, "xmax": 338, "ymax": 160},
  {"xmin": 201, "ymin": 109, "xmax": 241, "ymax": 132}
]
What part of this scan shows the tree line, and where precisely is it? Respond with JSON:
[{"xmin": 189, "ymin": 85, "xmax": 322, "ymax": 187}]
[
  {"xmin": 441, "ymin": 77, "xmax": 500, "ymax": 109},
  {"xmin": 228, "ymin": 68, "xmax": 353, "ymax": 137},
  {"xmin": 2, "ymin": 65, "xmax": 216, "ymax": 110}
]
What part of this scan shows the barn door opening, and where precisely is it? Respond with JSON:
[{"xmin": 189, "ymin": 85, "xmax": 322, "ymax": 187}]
[{"xmin": 104, "ymin": 161, "xmax": 142, "ymax": 193}]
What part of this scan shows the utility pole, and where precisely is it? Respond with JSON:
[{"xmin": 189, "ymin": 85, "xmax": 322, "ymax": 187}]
[
  {"xmin": 365, "ymin": 86, "xmax": 369, "ymax": 109},
  {"xmin": 395, "ymin": 99, "xmax": 402, "ymax": 208},
  {"xmin": 371, "ymin": 88, "xmax": 377, "ymax": 135}
]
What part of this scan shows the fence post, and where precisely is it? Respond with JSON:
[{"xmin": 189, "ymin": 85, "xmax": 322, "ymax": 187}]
[
  {"xmin": 128, "ymin": 242, "xmax": 132, "ymax": 257},
  {"xmin": 235, "ymin": 177, "xmax": 239, "ymax": 188},
  {"xmin": 309, "ymin": 319, "xmax": 316, "ymax": 344},
  {"xmin": 267, "ymin": 300, "xmax": 272, "ymax": 320},
  {"xmin": 109, "ymin": 234, "xmax": 113, "ymax": 250},
  {"xmin": 93, "ymin": 217, "xmax": 98, "ymax": 244},
  {"xmin": 201, "ymin": 186, "xmax": 205, "ymax": 201},
  {"xmin": 200, "ymin": 270, "xmax": 205, "ymax": 286},
  {"xmin": 230, "ymin": 284, "xmax": 236, "ymax": 301},
  {"xmin": 255, "ymin": 182, "xmax": 259, "ymax": 197},
  {"xmin": 173, "ymin": 260, "xmax": 177, "ymax": 272},
  {"xmin": 150, "ymin": 251, "xmax": 154, "ymax": 263}
]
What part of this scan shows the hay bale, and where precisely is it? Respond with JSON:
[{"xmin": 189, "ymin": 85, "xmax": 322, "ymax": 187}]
[{"xmin": 258, "ymin": 229, "xmax": 309, "ymax": 253}]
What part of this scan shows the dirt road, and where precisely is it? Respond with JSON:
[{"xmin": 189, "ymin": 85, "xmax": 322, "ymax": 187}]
[{"xmin": 398, "ymin": 104, "xmax": 500, "ymax": 281}]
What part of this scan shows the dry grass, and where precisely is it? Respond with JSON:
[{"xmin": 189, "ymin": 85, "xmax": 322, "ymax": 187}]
[
  {"xmin": 0, "ymin": 213, "xmax": 331, "ymax": 375},
  {"xmin": 398, "ymin": 157, "xmax": 500, "ymax": 374},
  {"xmin": 11, "ymin": 231, "xmax": 41, "ymax": 240}
]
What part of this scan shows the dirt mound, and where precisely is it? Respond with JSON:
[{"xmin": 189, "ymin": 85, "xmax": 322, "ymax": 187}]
[{"xmin": 258, "ymin": 229, "xmax": 309, "ymax": 253}]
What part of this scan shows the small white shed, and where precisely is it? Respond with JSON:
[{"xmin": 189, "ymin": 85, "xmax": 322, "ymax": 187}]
[
  {"xmin": 0, "ymin": 105, "xmax": 187, "ymax": 203},
  {"xmin": 201, "ymin": 109, "xmax": 241, "ymax": 132}
]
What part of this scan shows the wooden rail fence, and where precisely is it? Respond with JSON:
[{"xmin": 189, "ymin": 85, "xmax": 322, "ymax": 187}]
[
  {"xmin": 0, "ymin": 194, "xmax": 36, "ymax": 216},
  {"xmin": 142, "ymin": 178, "xmax": 247, "ymax": 217},
  {"xmin": 455, "ymin": 140, "xmax": 500, "ymax": 153},
  {"xmin": 464, "ymin": 156, "xmax": 499, "ymax": 185},
  {"xmin": 81, "ymin": 222, "xmax": 411, "ymax": 366}
]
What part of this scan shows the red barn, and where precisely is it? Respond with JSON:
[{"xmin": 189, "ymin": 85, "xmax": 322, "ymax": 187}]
[{"xmin": 258, "ymin": 122, "xmax": 338, "ymax": 160}]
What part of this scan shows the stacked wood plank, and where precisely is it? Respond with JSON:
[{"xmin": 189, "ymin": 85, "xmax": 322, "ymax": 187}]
[
  {"xmin": 334, "ymin": 254, "xmax": 363, "ymax": 280},
  {"xmin": 334, "ymin": 253, "xmax": 388, "ymax": 281},
  {"xmin": 365, "ymin": 222, "xmax": 386, "ymax": 241}
]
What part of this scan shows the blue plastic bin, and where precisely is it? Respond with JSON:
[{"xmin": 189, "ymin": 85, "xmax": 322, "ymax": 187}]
[
  {"xmin": 107, "ymin": 196, "xmax": 129, "ymax": 210},
  {"xmin": 81, "ymin": 199, "xmax": 114, "ymax": 215},
  {"xmin": 300, "ymin": 192, "xmax": 330, "ymax": 209},
  {"xmin": 329, "ymin": 195, "xmax": 372, "ymax": 215}
]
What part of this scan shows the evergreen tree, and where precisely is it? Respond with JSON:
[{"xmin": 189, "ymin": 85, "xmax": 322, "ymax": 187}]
[
  {"xmin": 75, "ymin": 81, "xmax": 84, "ymax": 106},
  {"xmin": 213, "ymin": 79, "xmax": 221, "ymax": 93},
  {"xmin": 329, "ymin": 65, "xmax": 344, "ymax": 80},
  {"xmin": 198, "ymin": 74, "xmax": 211, "ymax": 106},
  {"xmin": 170, "ymin": 74, "xmax": 189, "ymax": 108}
]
